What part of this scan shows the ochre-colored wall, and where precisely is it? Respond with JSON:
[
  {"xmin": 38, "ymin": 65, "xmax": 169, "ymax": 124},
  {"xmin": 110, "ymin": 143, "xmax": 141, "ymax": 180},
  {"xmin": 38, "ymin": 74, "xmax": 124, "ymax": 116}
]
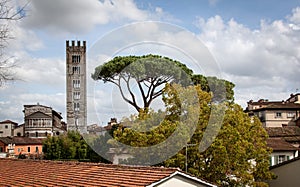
[{"xmin": 14, "ymin": 145, "xmax": 43, "ymax": 155}]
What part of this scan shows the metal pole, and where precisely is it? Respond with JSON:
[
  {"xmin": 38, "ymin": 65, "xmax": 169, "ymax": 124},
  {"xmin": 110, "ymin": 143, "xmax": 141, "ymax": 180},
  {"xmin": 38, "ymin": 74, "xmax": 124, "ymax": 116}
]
[
  {"xmin": 185, "ymin": 146, "xmax": 188, "ymax": 173},
  {"xmin": 185, "ymin": 144, "xmax": 197, "ymax": 173}
]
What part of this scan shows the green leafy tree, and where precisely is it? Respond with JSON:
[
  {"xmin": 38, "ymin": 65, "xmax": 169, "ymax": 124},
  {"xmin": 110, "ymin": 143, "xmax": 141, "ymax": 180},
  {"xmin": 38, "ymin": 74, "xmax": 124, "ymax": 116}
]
[
  {"xmin": 43, "ymin": 131, "xmax": 112, "ymax": 163},
  {"xmin": 191, "ymin": 74, "xmax": 235, "ymax": 103},
  {"xmin": 92, "ymin": 55, "xmax": 235, "ymax": 113},
  {"xmin": 43, "ymin": 131, "xmax": 87, "ymax": 160},
  {"xmin": 163, "ymin": 85, "xmax": 274, "ymax": 186},
  {"xmin": 85, "ymin": 132, "xmax": 112, "ymax": 163},
  {"xmin": 112, "ymin": 84, "xmax": 275, "ymax": 186},
  {"xmin": 109, "ymin": 84, "xmax": 200, "ymax": 165},
  {"xmin": 92, "ymin": 54, "xmax": 194, "ymax": 112}
]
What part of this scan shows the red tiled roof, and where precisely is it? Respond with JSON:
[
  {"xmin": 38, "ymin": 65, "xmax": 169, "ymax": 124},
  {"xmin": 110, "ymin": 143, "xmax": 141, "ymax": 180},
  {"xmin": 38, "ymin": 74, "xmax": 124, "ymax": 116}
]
[
  {"xmin": 266, "ymin": 137, "xmax": 299, "ymax": 151},
  {"xmin": 266, "ymin": 126, "xmax": 300, "ymax": 137},
  {"xmin": 0, "ymin": 137, "xmax": 43, "ymax": 145},
  {"xmin": 0, "ymin": 120, "xmax": 18, "ymax": 125},
  {"xmin": 0, "ymin": 159, "xmax": 181, "ymax": 187},
  {"xmin": 251, "ymin": 103, "xmax": 300, "ymax": 111},
  {"xmin": 265, "ymin": 126, "xmax": 300, "ymax": 142}
]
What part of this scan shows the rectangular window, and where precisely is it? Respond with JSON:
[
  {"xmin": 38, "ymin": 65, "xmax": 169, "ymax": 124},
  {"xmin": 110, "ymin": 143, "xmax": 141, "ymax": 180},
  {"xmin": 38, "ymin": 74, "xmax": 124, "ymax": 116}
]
[
  {"xmin": 73, "ymin": 92, "xmax": 80, "ymax": 100},
  {"xmin": 74, "ymin": 103, "xmax": 80, "ymax": 112},
  {"xmin": 5, "ymin": 125, "xmax": 8, "ymax": 129},
  {"xmin": 72, "ymin": 66, "xmax": 80, "ymax": 74},
  {"xmin": 0, "ymin": 147, "xmax": 3, "ymax": 152},
  {"xmin": 73, "ymin": 80, "xmax": 80, "ymax": 88},
  {"xmin": 18, "ymin": 148, "xmax": 21, "ymax": 152},
  {"xmin": 27, "ymin": 147, "xmax": 30, "ymax": 153},
  {"xmin": 72, "ymin": 55, "xmax": 81, "ymax": 63},
  {"xmin": 275, "ymin": 112, "xmax": 282, "ymax": 118},
  {"xmin": 287, "ymin": 112, "xmax": 295, "ymax": 118},
  {"xmin": 274, "ymin": 155, "xmax": 288, "ymax": 165},
  {"xmin": 278, "ymin": 155, "xmax": 286, "ymax": 163},
  {"xmin": 36, "ymin": 147, "xmax": 39, "ymax": 153}
]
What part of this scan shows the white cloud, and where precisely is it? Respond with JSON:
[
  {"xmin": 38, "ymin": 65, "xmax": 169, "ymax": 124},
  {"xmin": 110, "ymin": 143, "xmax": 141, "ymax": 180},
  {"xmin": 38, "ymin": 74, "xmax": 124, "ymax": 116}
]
[
  {"xmin": 7, "ymin": 24, "xmax": 44, "ymax": 52},
  {"xmin": 0, "ymin": 91, "xmax": 65, "ymax": 124},
  {"xmin": 14, "ymin": 56, "xmax": 65, "ymax": 87},
  {"xmin": 288, "ymin": 7, "xmax": 300, "ymax": 24},
  {"xmin": 196, "ymin": 8, "xmax": 300, "ymax": 107},
  {"xmin": 23, "ymin": 0, "xmax": 148, "ymax": 34}
]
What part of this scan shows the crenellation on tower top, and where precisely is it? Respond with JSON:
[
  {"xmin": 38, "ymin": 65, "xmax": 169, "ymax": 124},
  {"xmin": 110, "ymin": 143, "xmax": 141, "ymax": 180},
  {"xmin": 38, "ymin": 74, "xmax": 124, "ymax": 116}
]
[
  {"xmin": 66, "ymin": 40, "xmax": 86, "ymax": 47},
  {"xmin": 66, "ymin": 40, "xmax": 86, "ymax": 50}
]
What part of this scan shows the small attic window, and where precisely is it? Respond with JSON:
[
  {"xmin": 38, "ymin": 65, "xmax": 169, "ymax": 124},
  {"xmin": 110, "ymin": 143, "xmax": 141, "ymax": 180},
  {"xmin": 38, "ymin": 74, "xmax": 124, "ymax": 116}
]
[{"xmin": 275, "ymin": 112, "xmax": 282, "ymax": 118}]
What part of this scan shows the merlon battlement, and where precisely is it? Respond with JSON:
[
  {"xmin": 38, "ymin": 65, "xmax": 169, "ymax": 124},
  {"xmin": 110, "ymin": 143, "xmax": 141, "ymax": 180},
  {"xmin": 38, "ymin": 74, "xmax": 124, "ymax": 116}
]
[{"xmin": 66, "ymin": 40, "xmax": 86, "ymax": 47}]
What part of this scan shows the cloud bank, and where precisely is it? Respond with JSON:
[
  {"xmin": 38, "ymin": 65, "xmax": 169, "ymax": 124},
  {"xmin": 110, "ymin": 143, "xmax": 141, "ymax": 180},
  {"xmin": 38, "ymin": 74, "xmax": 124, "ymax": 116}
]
[
  {"xmin": 196, "ymin": 7, "xmax": 300, "ymax": 106},
  {"xmin": 23, "ymin": 0, "xmax": 148, "ymax": 34}
]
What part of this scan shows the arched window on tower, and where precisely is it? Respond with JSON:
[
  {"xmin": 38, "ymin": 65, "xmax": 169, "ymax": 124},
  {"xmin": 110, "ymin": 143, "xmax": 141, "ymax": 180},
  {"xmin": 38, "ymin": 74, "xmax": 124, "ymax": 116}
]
[
  {"xmin": 72, "ymin": 55, "xmax": 81, "ymax": 63},
  {"xmin": 73, "ymin": 80, "xmax": 80, "ymax": 88},
  {"xmin": 72, "ymin": 66, "xmax": 80, "ymax": 74},
  {"xmin": 74, "ymin": 103, "xmax": 80, "ymax": 111}
]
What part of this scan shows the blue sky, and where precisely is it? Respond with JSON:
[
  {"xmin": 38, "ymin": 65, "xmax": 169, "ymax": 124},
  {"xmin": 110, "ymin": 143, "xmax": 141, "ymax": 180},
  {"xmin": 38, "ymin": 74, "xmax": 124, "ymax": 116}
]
[{"xmin": 1, "ymin": 0, "xmax": 300, "ymax": 125}]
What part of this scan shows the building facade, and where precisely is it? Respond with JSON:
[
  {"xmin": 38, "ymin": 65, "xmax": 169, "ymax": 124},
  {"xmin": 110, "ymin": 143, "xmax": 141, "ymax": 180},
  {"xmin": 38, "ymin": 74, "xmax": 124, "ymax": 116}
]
[
  {"xmin": 0, "ymin": 120, "xmax": 18, "ymax": 137},
  {"xmin": 246, "ymin": 95, "xmax": 300, "ymax": 128},
  {"xmin": 23, "ymin": 104, "xmax": 65, "ymax": 138},
  {"xmin": 66, "ymin": 40, "xmax": 87, "ymax": 133},
  {"xmin": 0, "ymin": 137, "xmax": 43, "ymax": 158},
  {"xmin": 246, "ymin": 93, "xmax": 300, "ymax": 166}
]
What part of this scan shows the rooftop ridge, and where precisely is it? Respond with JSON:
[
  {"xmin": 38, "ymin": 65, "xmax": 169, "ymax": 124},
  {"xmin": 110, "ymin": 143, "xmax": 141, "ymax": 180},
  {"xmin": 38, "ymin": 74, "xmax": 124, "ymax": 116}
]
[{"xmin": 0, "ymin": 158, "xmax": 180, "ymax": 171}]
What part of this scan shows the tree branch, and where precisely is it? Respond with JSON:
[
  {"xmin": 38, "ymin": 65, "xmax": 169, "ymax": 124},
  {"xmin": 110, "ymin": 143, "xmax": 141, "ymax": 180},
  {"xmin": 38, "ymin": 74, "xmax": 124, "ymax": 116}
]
[
  {"xmin": 115, "ymin": 77, "xmax": 140, "ymax": 112},
  {"xmin": 137, "ymin": 80, "xmax": 147, "ymax": 107}
]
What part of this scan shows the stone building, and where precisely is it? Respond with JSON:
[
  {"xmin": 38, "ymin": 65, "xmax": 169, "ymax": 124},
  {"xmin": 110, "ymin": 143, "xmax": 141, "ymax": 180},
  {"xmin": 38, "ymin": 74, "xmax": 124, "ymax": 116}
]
[
  {"xmin": 66, "ymin": 40, "xmax": 87, "ymax": 133},
  {"xmin": 0, "ymin": 120, "xmax": 23, "ymax": 137},
  {"xmin": 246, "ymin": 93, "xmax": 300, "ymax": 166},
  {"xmin": 23, "ymin": 104, "xmax": 65, "ymax": 138},
  {"xmin": 0, "ymin": 120, "xmax": 18, "ymax": 137},
  {"xmin": 245, "ymin": 93, "xmax": 300, "ymax": 128}
]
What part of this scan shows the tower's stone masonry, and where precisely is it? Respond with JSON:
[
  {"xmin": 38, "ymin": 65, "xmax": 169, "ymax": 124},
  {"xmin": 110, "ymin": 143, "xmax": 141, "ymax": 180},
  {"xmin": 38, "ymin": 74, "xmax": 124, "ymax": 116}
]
[{"xmin": 66, "ymin": 40, "xmax": 87, "ymax": 133}]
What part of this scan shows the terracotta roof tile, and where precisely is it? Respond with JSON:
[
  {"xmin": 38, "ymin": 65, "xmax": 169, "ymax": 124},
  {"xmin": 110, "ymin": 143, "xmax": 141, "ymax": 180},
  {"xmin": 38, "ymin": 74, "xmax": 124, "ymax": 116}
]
[
  {"xmin": 251, "ymin": 103, "xmax": 300, "ymax": 111},
  {"xmin": 0, "ymin": 119, "xmax": 18, "ymax": 125},
  {"xmin": 265, "ymin": 126, "xmax": 300, "ymax": 137},
  {"xmin": 266, "ymin": 137, "xmax": 299, "ymax": 151},
  {"xmin": 0, "ymin": 159, "xmax": 180, "ymax": 186},
  {"xmin": 265, "ymin": 126, "xmax": 300, "ymax": 143},
  {"xmin": 0, "ymin": 137, "xmax": 43, "ymax": 145}
]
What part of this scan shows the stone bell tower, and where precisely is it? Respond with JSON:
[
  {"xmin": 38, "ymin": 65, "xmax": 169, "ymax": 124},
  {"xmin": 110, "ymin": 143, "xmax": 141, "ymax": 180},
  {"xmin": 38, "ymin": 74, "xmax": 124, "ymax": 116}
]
[{"xmin": 66, "ymin": 40, "xmax": 87, "ymax": 133}]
